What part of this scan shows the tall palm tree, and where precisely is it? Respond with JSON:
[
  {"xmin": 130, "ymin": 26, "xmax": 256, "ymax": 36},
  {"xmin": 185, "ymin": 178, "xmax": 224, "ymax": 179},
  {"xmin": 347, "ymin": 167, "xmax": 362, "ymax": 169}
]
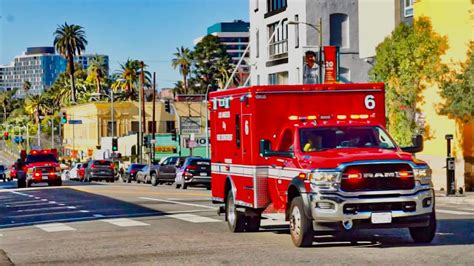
[
  {"xmin": 53, "ymin": 22, "xmax": 88, "ymax": 103},
  {"xmin": 112, "ymin": 59, "xmax": 151, "ymax": 101},
  {"xmin": 87, "ymin": 55, "xmax": 107, "ymax": 94},
  {"xmin": 24, "ymin": 95, "xmax": 50, "ymax": 125},
  {"xmin": 172, "ymin": 46, "xmax": 192, "ymax": 94}
]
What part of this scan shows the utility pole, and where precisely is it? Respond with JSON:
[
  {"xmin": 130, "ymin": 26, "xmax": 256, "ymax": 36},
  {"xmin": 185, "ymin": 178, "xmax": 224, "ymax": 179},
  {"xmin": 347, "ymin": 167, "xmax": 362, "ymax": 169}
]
[
  {"xmin": 152, "ymin": 72, "xmax": 156, "ymax": 164},
  {"xmin": 51, "ymin": 118, "xmax": 54, "ymax": 149},
  {"xmin": 318, "ymin": 17, "xmax": 323, "ymax": 84}
]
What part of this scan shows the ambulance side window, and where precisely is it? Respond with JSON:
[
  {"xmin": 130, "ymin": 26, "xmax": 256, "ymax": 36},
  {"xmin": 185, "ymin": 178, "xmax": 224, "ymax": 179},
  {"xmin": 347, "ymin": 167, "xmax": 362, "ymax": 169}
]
[
  {"xmin": 278, "ymin": 129, "xmax": 294, "ymax": 152},
  {"xmin": 235, "ymin": 114, "xmax": 241, "ymax": 148}
]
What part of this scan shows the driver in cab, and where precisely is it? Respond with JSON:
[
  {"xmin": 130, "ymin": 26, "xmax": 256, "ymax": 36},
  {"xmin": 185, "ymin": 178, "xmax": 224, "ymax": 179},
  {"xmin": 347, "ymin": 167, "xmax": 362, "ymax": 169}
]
[{"xmin": 303, "ymin": 134, "xmax": 322, "ymax": 152}]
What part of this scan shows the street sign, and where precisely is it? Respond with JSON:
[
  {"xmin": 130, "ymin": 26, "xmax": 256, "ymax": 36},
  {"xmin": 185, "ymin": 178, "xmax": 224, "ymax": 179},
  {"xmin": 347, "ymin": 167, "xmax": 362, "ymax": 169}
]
[
  {"xmin": 180, "ymin": 117, "xmax": 201, "ymax": 134},
  {"xmin": 68, "ymin": 120, "xmax": 83, "ymax": 125}
]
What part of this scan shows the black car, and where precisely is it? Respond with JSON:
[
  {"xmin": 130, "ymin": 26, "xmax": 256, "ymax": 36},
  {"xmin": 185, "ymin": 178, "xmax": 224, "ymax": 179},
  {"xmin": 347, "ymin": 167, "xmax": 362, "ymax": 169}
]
[
  {"xmin": 124, "ymin": 164, "xmax": 146, "ymax": 183},
  {"xmin": 175, "ymin": 157, "xmax": 211, "ymax": 189},
  {"xmin": 84, "ymin": 160, "xmax": 115, "ymax": 182},
  {"xmin": 0, "ymin": 165, "xmax": 7, "ymax": 182}
]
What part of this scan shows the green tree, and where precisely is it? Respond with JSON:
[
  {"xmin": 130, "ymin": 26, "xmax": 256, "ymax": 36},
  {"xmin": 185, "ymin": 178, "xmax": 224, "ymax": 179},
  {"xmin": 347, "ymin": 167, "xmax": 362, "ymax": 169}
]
[
  {"xmin": 22, "ymin": 80, "xmax": 31, "ymax": 96},
  {"xmin": 111, "ymin": 59, "xmax": 151, "ymax": 101},
  {"xmin": 191, "ymin": 35, "xmax": 234, "ymax": 93},
  {"xmin": 54, "ymin": 22, "xmax": 88, "ymax": 103},
  {"xmin": 370, "ymin": 17, "xmax": 448, "ymax": 146},
  {"xmin": 87, "ymin": 55, "xmax": 108, "ymax": 94},
  {"xmin": 438, "ymin": 42, "xmax": 474, "ymax": 123},
  {"xmin": 24, "ymin": 94, "xmax": 50, "ymax": 124},
  {"xmin": 172, "ymin": 46, "xmax": 192, "ymax": 94}
]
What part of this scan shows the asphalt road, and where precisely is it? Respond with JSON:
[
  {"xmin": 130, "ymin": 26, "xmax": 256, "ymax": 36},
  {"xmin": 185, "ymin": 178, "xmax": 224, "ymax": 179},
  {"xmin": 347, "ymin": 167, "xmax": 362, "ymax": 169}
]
[{"xmin": 0, "ymin": 180, "xmax": 473, "ymax": 265}]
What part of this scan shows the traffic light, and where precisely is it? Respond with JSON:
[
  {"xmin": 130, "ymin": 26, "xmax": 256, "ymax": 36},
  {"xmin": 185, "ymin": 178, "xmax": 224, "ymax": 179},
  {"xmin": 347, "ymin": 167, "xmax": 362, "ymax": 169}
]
[
  {"xmin": 112, "ymin": 137, "xmax": 118, "ymax": 152},
  {"xmin": 61, "ymin": 111, "xmax": 67, "ymax": 124},
  {"xmin": 144, "ymin": 135, "xmax": 150, "ymax": 147},
  {"xmin": 3, "ymin": 132, "xmax": 8, "ymax": 140},
  {"xmin": 171, "ymin": 129, "xmax": 177, "ymax": 141},
  {"xmin": 164, "ymin": 100, "xmax": 171, "ymax": 113}
]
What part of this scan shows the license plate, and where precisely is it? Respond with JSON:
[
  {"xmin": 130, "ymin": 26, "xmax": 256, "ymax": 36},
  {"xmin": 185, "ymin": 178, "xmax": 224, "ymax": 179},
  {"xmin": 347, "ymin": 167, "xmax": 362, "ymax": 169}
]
[
  {"xmin": 200, "ymin": 173, "xmax": 207, "ymax": 176},
  {"xmin": 371, "ymin": 212, "xmax": 392, "ymax": 224},
  {"xmin": 42, "ymin": 176, "xmax": 49, "ymax": 180}
]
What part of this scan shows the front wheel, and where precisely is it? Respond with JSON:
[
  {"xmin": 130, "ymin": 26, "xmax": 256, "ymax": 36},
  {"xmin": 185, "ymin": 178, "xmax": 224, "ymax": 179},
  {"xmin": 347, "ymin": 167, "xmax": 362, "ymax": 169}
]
[
  {"xmin": 409, "ymin": 212, "xmax": 437, "ymax": 243},
  {"xmin": 289, "ymin": 196, "xmax": 314, "ymax": 247},
  {"xmin": 151, "ymin": 174, "xmax": 158, "ymax": 186},
  {"xmin": 226, "ymin": 190, "xmax": 246, "ymax": 232}
]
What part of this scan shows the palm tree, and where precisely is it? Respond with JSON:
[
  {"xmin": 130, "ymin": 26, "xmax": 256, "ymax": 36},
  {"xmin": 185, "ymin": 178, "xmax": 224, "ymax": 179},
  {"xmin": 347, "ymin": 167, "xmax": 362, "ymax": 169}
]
[
  {"xmin": 0, "ymin": 93, "xmax": 8, "ymax": 122},
  {"xmin": 53, "ymin": 22, "xmax": 88, "ymax": 103},
  {"xmin": 171, "ymin": 46, "xmax": 192, "ymax": 94},
  {"xmin": 24, "ymin": 95, "xmax": 50, "ymax": 125},
  {"xmin": 112, "ymin": 59, "xmax": 151, "ymax": 101},
  {"xmin": 87, "ymin": 55, "xmax": 107, "ymax": 94}
]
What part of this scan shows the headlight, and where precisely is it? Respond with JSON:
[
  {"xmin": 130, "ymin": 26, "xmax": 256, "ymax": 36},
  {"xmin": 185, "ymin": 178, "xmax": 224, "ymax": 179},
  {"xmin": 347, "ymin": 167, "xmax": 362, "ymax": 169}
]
[
  {"xmin": 414, "ymin": 167, "xmax": 432, "ymax": 185},
  {"xmin": 310, "ymin": 171, "xmax": 340, "ymax": 184}
]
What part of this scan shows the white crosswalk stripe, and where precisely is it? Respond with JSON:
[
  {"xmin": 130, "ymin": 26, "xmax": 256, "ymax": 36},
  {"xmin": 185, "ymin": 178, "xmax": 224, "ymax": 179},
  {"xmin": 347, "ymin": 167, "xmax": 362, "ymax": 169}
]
[
  {"xmin": 166, "ymin": 214, "xmax": 222, "ymax": 223},
  {"xmin": 35, "ymin": 223, "xmax": 76, "ymax": 232},
  {"xmin": 101, "ymin": 218, "xmax": 150, "ymax": 227}
]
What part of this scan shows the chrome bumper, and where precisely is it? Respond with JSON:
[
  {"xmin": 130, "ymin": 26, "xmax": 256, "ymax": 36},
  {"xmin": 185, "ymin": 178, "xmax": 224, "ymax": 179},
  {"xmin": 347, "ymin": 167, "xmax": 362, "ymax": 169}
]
[{"xmin": 307, "ymin": 187, "xmax": 434, "ymax": 229}]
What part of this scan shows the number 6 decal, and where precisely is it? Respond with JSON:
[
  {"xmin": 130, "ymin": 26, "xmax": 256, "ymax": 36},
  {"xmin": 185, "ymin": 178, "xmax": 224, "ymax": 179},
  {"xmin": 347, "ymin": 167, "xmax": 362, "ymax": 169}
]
[{"xmin": 365, "ymin": 95, "xmax": 375, "ymax": 110}]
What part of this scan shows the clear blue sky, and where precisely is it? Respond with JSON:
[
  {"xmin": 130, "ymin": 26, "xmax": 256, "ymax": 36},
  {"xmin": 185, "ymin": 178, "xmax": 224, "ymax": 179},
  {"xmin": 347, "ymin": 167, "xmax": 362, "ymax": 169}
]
[{"xmin": 0, "ymin": 0, "xmax": 249, "ymax": 89}]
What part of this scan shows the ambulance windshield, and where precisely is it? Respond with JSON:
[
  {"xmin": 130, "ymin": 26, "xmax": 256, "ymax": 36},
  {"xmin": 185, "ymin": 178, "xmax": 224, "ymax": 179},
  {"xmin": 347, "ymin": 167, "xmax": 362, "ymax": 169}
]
[{"xmin": 300, "ymin": 126, "xmax": 396, "ymax": 152}]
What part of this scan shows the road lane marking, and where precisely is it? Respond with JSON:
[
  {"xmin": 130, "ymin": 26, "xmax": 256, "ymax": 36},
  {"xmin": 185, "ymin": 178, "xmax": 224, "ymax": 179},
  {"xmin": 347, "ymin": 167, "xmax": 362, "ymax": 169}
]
[
  {"xmin": 166, "ymin": 214, "xmax": 221, "ymax": 223},
  {"xmin": 35, "ymin": 223, "xmax": 76, "ymax": 232},
  {"xmin": 437, "ymin": 209, "xmax": 474, "ymax": 215},
  {"xmin": 101, "ymin": 218, "xmax": 149, "ymax": 227},
  {"xmin": 139, "ymin": 197, "xmax": 216, "ymax": 210},
  {"xmin": 16, "ymin": 206, "xmax": 72, "ymax": 213},
  {"xmin": 5, "ymin": 202, "xmax": 57, "ymax": 208}
]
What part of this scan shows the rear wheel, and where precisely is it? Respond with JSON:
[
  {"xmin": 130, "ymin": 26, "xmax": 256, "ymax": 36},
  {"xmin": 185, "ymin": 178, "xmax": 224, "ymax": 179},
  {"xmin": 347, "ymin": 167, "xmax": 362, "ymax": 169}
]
[
  {"xmin": 226, "ymin": 190, "xmax": 246, "ymax": 232},
  {"xmin": 409, "ymin": 212, "xmax": 436, "ymax": 243},
  {"xmin": 289, "ymin": 196, "xmax": 314, "ymax": 247}
]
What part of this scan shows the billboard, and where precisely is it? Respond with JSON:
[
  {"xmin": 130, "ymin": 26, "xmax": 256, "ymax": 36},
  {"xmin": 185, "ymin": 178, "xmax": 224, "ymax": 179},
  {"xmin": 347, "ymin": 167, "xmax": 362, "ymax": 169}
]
[{"xmin": 180, "ymin": 117, "xmax": 202, "ymax": 134}]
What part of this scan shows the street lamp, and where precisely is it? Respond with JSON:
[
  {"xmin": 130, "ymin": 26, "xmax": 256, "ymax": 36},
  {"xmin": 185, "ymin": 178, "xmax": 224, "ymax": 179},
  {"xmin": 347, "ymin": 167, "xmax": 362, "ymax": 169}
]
[{"xmin": 288, "ymin": 18, "xmax": 323, "ymax": 84}]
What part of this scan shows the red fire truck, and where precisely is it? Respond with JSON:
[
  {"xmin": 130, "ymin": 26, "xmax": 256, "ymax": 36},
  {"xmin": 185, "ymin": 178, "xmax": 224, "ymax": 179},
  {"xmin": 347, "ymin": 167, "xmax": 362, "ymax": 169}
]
[
  {"xmin": 209, "ymin": 83, "xmax": 435, "ymax": 247},
  {"xmin": 16, "ymin": 149, "xmax": 62, "ymax": 188}
]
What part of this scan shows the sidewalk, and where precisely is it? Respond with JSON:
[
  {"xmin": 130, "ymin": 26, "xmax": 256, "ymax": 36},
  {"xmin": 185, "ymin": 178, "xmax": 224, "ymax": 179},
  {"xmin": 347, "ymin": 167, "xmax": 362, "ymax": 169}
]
[{"xmin": 435, "ymin": 190, "xmax": 474, "ymax": 206}]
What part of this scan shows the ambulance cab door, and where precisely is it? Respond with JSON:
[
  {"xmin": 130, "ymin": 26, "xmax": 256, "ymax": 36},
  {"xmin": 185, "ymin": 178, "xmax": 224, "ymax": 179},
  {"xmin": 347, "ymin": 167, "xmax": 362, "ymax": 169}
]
[{"xmin": 273, "ymin": 128, "xmax": 296, "ymax": 209}]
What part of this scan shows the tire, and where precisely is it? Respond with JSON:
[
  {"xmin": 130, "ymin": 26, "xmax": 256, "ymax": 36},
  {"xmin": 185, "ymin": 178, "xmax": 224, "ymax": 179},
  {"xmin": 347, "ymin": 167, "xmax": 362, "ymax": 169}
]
[
  {"xmin": 26, "ymin": 180, "xmax": 32, "ymax": 188},
  {"xmin": 110, "ymin": 179, "xmax": 114, "ymax": 183},
  {"xmin": 225, "ymin": 190, "xmax": 246, "ymax": 232},
  {"xmin": 409, "ymin": 212, "xmax": 436, "ymax": 243},
  {"xmin": 17, "ymin": 179, "xmax": 26, "ymax": 188},
  {"xmin": 151, "ymin": 174, "xmax": 158, "ymax": 186},
  {"xmin": 206, "ymin": 185, "xmax": 211, "ymax": 191},
  {"xmin": 289, "ymin": 196, "xmax": 314, "ymax": 247},
  {"xmin": 181, "ymin": 181, "xmax": 187, "ymax": 190},
  {"xmin": 245, "ymin": 215, "xmax": 261, "ymax": 232}
]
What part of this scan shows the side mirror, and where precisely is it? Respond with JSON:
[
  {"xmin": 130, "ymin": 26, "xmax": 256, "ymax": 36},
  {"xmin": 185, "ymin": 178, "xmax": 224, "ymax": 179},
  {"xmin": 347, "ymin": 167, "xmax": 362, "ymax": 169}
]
[
  {"xmin": 401, "ymin": 135, "xmax": 423, "ymax": 153},
  {"xmin": 259, "ymin": 139, "xmax": 293, "ymax": 158}
]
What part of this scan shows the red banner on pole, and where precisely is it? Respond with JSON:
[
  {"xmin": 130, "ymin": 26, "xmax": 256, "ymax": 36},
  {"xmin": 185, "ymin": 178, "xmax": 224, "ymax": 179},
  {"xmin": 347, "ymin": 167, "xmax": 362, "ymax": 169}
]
[{"xmin": 323, "ymin": 46, "xmax": 340, "ymax": 84}]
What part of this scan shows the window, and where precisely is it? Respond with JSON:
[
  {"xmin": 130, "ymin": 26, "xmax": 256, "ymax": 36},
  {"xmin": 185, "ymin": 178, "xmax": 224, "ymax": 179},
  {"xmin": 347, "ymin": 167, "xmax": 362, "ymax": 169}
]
[
  {"xmin": 131, "ymin": 121, "xmax": 139, "ymax": 133},
  {"xmin": 256, "ymin": 29, "xmax": 260, "ymax": 58},
  {"xmin": 268, "ymin": 19, "xmax": 288, "ymax": 59},
  {"xmin": 330, "ymin": 13, "xmax": 349, "ymax": 48},
  {"xmin": 268, "ymin": 71, "xmax": 288, "ymax": 85},
  {"xmin": 404, "ymin": 0, "xmax": 413, "ymax": 17},
  {"xmin": 294, "ymin": 15, "xmax": 299, "ymax": 48},
  {"xmin": 165, "ymin": 121, "xmax": 175, "ymax": 133},
  {"xmin": 107, "ymin": 121, "xmax": 117, "ymax": 136},
  {"xmin": 267, "ymin": 0, "xmax": 287, "ymax": 14},
  {"xmin": 147, "ymin": 121, "xmax": 157, "ymax": 133}
]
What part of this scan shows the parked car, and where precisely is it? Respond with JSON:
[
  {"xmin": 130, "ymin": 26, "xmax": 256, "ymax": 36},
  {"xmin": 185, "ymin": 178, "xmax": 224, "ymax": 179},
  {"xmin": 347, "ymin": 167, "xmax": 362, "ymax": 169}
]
[
  {"xmin": 175, "ymin": 157, "xmax": 211, "ymax": 190},
  {"xmin": 0, "ymin": 165, "xmax": 7, "ymax": 182},
  {"xmin": 68, "ymin": 163, "xmax": 83, "ymax": 180},
  {"xmin": 84, "ymin": 160, "xmax": 115, "ymax": 182},
  {"xmin": 124, "ymin": 164, "xmax": 146, "ymax": 183},
  {"xmin": 150, "ymin": 156, "xmax": 186, "ymax": 186},
  {"xmin": 136, "ymin": 164, "xmax": 153, "ymax": 184}
]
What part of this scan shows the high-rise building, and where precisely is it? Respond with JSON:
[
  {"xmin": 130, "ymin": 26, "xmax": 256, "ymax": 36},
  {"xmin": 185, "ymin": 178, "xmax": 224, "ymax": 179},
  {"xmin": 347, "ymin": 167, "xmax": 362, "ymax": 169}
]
[
  {"xmin": 249, "ymin": 0, "xmax": 412, "ymax": 85},
  {"xmin": 194, "ymin": 20, "xmax": 250, "ymax": 87},
  {"xmin": 0, "ymin": 47, "xmax": 109, "ymax": 97}
]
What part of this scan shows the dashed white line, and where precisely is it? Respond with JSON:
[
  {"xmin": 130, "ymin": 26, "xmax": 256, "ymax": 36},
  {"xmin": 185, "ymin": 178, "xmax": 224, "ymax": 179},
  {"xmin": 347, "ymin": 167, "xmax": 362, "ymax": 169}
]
[
  {"xmin": 437, "ymin": 209, "xmax": 474, "ymax": 215},
  {"xmin": 35, "ymin": 223, "xmax": 76, "ymax": 232},
  {"xmin": 139, "ymin": 197, "xmax": 216, "ymax": 210},
  {"xmin": 166, "ymin": 214, "xmax": 221, "ymax": 223},
  {"xmin": 101, "ymin": 218, "xmax": 149, "ymax": 227},
  {"xmin": 93, "ymin": 214, "xmax": 104, "ymax": 217}
]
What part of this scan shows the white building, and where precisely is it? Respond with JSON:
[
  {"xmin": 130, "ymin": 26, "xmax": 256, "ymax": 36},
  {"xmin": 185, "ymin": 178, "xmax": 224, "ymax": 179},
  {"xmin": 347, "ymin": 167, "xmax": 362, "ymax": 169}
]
[{"xmin": 249, "ymin": 0, "xmax": 413, "ymax": 85}]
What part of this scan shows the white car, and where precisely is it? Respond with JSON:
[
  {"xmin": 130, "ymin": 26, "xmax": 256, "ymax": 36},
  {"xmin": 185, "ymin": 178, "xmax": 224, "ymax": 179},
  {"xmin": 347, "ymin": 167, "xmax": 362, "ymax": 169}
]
[{"xmin": 69, "ymin": 163, "xmax": 83, "ymax": 180}]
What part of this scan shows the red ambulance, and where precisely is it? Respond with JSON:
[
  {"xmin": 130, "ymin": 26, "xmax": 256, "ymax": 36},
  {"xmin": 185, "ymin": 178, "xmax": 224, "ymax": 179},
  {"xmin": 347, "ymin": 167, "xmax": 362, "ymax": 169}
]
[
  {"xmin": 17, "ymin": 149, "xmax": 62, "ymax": 188},
  {"xmin": 209, "ymin": 83, "xmax": 435, "ymax": 247}
]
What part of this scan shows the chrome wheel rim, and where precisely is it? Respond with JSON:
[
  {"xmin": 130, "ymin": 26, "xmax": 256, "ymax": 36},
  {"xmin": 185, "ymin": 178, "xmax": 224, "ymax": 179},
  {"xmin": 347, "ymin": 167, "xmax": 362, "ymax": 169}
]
[{"xmin": 290, "ymin": 206, "xmax": 302, "ymax": 238}]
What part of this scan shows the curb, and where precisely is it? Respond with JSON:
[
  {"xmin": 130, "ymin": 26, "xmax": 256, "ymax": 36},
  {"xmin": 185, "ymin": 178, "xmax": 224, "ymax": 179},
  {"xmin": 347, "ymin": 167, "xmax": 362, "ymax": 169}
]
[{"xmin": 435, "ymin": 193, "xmax": 474, "ymax": 206}]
